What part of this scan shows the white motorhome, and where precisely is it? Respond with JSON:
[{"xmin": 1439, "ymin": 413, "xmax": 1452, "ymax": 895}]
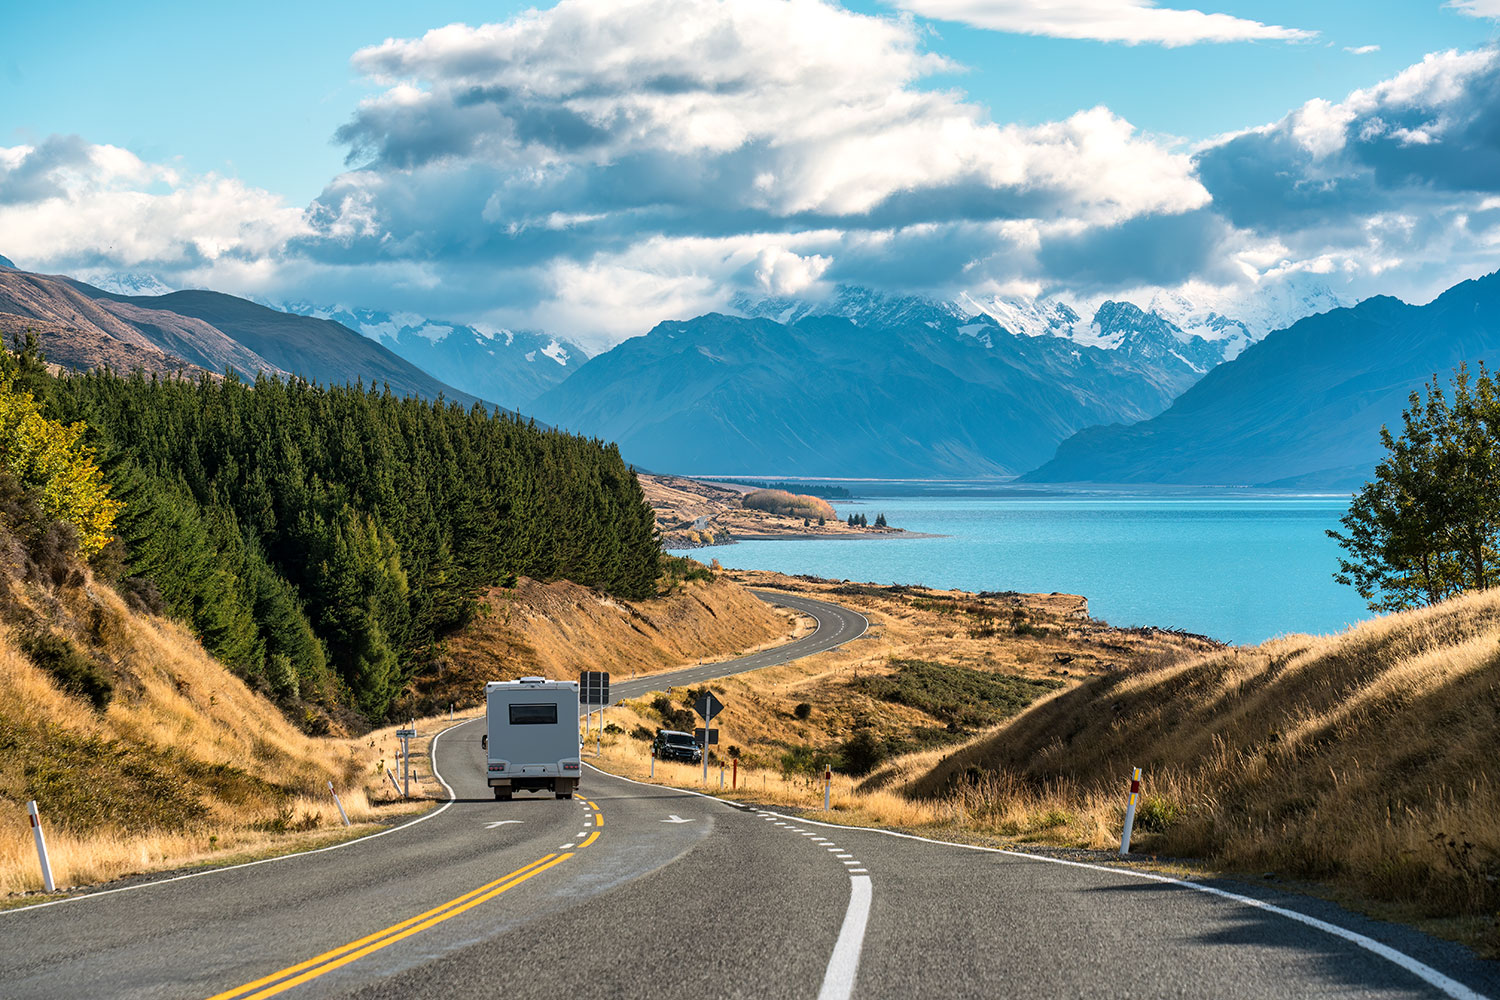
[{"xmin": 482, "ymin": 677, "xmax": 581, "ymax": 800}]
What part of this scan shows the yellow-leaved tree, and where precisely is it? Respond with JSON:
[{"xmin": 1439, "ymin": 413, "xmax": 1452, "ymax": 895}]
[{"xmin": 0, "ymin": 377, "xmax": 121, "ymax": 556}]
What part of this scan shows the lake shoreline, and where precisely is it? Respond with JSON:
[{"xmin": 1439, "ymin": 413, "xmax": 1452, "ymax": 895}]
[{"xmin": 670, "ymin": 493, "xmax": 1369, "ymax": 645}]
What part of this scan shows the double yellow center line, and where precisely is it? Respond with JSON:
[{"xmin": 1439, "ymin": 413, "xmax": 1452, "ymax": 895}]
[{"xmin": 207, "ymin": 802, "xmax": 604, "ymax": 1000}]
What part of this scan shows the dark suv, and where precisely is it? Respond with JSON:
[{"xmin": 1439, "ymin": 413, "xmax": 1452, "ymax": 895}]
[{"xmin": 652, "ymin": 729, "xmax": 702, "ymax": 763}]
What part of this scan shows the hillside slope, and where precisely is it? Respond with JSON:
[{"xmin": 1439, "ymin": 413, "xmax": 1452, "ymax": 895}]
[
  {"xmin": 909, "ymin": 587, "xmax": 1500, "ymax": 932},
  {"xmin": 530, "ymin": 312, "xmax": 1202, "ymax": 478},
  {"xmin": 0, "ymin": 312, "xmax": 214, "ymax": 380},
  {"xmin": 0, "ymin": 265, "xmax": 486, "ymax": 407},
  {"xmin": 1025, "ymin": 270, "xmax": 1500, "ymax": 488},
  {"xmin": 403, "ymin": 573, "xmax": 791, "ymax": 713},
  {"xmin": 75, "ymin": 284, "xmax": 486, "ymax": 408},
  {"xmin": 0, "ymin": 270, "xmax": 282, "ymax": 377},
  {"xmin": 0, "ymin": 531, "xmax": 394, "ymax": 894}
]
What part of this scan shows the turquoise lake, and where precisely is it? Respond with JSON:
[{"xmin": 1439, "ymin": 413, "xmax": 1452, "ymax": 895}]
[{"xmin": 668, "ymin": 493, "xmax": 1372, "ymax": 646}]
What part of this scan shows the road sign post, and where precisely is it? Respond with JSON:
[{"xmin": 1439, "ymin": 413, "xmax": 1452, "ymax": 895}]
[
  {"xmin": 1120, "ymin": 766, "xmax": 1142, "ymax": 855},
  {"xmin": 694, "ymin": 691, "xmax": 724, "ymax": 783},
  {"xmin": 395, "ymin": 727, "xmax": 417, "ymax": 798},
  {"xmin": 580, "ymin": 671, "xmax": 610, "ymax": 756},
  {"xmin": 328, "ymin": 780, "xmax": 351, "ymax": 827},
  {"xmin": 27, "ymin": 800, "xmax": 54, "ymax": 893}
]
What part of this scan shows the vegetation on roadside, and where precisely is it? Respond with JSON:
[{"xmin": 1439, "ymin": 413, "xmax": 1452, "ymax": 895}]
[
  {"xmin": 908, "ymin": 588, "xmax": 1500, "ymax": 951},
  {"xmin": 0, "ymin": 472, "xmax": 431, "ymax": 894},
  {"xmin": 851, "ymin": 658, "xmax": 1062, "ymax": 731}
]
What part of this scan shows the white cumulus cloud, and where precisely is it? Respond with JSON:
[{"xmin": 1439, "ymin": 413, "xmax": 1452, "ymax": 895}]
[
  {"xmin": 0, "ymin": 137, "xmax": 307, "ymax": 280},
  {"xmin": 890, "ymin": 0, "xmax": 1315, "ymax": 47},
  {"xmin": 1446, "ymin": 0, "xmax": 1500, "ymax": 18}
]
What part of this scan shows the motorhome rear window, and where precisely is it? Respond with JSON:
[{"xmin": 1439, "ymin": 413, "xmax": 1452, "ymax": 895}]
[{"xmin": 509, "ymin": 703, "xmax": 558, "ymax": 725}]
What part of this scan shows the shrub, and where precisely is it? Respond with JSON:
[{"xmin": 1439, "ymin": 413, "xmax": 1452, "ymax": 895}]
[
  {"xmin": 650, "ymin": 693, "xmax": 696, "ymax": 731},
  {"xmin": 630, "ymin": 724, "xmax": 654, "ymax": 741},
  {"xmin": 20, "ymin": 630, "xmax": 113, "ymax": 709},
  {"xmin": 778, "ymin": 744, "xmax": 816, "ymax": 779},
  {"xmin": 603, "ymin": 722, "xmax": 625, "ymax": 735},
  {"xmin": 742, "ymin": 489, "xmax": 837, "ymax": 521},
  {"xmin": 1134, "ymin": 795, "xmax": 1179, "ymax": 834},
  {"xmin": 849, "ymin": 659, "xmax": 1062, "ymax": 729},
  {"xmin": 793, "ymin": 702, "xmax": 812, "ymax": 720},
  {"xmin": 838, "ymin": 728, "xmax": 885, "ymax": 776}
]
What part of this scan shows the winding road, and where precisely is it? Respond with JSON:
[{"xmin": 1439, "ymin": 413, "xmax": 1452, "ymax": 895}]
[{"xmin": 2, "ymin": 591, "xmax": 1496, "ymax": 999}]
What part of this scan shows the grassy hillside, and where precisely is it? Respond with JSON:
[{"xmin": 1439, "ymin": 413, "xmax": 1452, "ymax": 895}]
[
  {"xmin": 907, "ymin": 588, "xmax": 1500, "ymax": 941},
  {"xmin": 400, "ymin": 571, "xmax": 792, "ymax": 714},
  {"xmin": 0, "ymin": 526, "xmax": 408, "ymax": 895}
]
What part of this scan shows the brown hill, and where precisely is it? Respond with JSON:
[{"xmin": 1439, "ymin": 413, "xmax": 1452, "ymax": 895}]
[
  {"xmin": 0, "ymin": 267, "xmax": 486, "ymax": 406},
  {"xmin": 402, "ymin": 574, "xmax": 792, "ymax": 714},
  {"xmin": 0, "ymin": 271, "xmax": 282, "ymax": 376},
  {"xmin": 0, "ymin": 313, "xmax": 215, "ymax": 380}
]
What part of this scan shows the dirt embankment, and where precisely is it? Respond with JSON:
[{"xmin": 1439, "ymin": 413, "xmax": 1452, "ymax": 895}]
[{"xmin": 404, "ymin": 574, "xmax": 796, "ymax": 712}]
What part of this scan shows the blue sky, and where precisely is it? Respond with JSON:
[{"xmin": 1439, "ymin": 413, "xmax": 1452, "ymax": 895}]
[{"xmin": 3, "ymin": 1, "xmax": 1500, "ymax": 345}]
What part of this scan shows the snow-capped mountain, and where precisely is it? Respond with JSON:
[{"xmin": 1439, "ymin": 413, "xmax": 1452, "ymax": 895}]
[
  {"xmin": 731, "ymin": 285, "xmax": 971, "ymax": 330},
  {"xmin": 71, "ymin": 271, "xmax": 177, "ymax": 297},
  {"xmin": 1146, "ymin": 278, "xmax": 1352, "ymax": 362},
  {"xmin": 736, "ymin": 277, "xmax": 1351, "ymax": 376},
  {"xmin": 269, "ymin": 303, "xmax": 589, "ymax": 411}
]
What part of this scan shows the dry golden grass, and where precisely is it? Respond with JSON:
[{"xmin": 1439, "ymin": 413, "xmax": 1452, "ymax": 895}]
[
  {"xmin": 0, "ymin": 572, "xmax": 451, "ymax": 897},
  {"xmin": 902, "ymin": 587, "xmax": 1500, "ymax": 947},
  {"xmin": 405, "ymin": 573, "xmax": 794, "ymax": 714}
]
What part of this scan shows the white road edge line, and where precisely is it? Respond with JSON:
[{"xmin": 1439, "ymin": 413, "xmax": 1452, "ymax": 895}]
[
  {"xmin": 817, "ymin": 874, "xmax": 872, "ymax": 1000},
  {"xmin": 767, "ymin": 809, "xmax": 1492, "ymax": 1000},
  {"xmin": 587, "ymin": 764, "xmax": 1489, "ymax": 1000},
  {"xmin": 2, "ymin": 719, "xmax": 473, "ymax": 917}
]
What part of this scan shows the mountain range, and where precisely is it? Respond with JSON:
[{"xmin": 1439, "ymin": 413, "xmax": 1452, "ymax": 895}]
[
  {"xmin": 267, "ymin": 303, "xmax": 588, "ymax": 412},
  {"xmin": 9, "ymin": 252, "xmax": 1484, "ymax": 491},
  {"xmin": 0, "ymin": 261, "xmax": 483, "ymax": 408},
  {"xmin": 1025, "ymin": 270, "xmax": 1500, "ymax": 489},
  {"xmin": 528, "ymin": 308, "xmax": 1218, "ymax": 478}
]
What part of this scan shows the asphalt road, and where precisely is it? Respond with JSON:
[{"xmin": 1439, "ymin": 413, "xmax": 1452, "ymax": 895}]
[{"xmin": 2, "ymin": 591, "xmax": 1497, "ymax": 999}]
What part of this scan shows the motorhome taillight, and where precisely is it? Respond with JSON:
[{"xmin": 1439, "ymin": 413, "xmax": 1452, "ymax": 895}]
[{"xmin": 488, "ymin": 763, "xmax": 506, "ymax": 772}]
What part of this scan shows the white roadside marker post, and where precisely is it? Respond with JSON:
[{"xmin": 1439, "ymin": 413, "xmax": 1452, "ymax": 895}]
[
  {"xmin": 824, "ymin": 767, "xmax": 832, "ymax": 812},
  {"xmin": 27, "ymin": 800, "xmax": 55, "ymax": 892},
  {"xmin": 650, "ymin": 747, "xmax": 656, "ymax": 779},
  {"xmin": 719, "ymin": 766, "xmax": 725, "ymax": 790},
  {"xmin": 1120, "ymin": 767, "xmax": 1142, "ymax": 856},
  {"xmin": 386, "ymin": 767, "xmax": 402, "ymax": 796},
  {"xmin": 328, "ymin": 781, "xmax": 351, "ymax": 827}
]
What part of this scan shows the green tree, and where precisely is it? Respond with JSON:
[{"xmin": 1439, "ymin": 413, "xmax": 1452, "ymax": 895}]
[
  {"xmin": 0, "ymin": 376, "xmax": 121, "ymax": 555},
  {"xmin": 1329, "ymin": 364, "xmax": 1500, "ymax": 612}
]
